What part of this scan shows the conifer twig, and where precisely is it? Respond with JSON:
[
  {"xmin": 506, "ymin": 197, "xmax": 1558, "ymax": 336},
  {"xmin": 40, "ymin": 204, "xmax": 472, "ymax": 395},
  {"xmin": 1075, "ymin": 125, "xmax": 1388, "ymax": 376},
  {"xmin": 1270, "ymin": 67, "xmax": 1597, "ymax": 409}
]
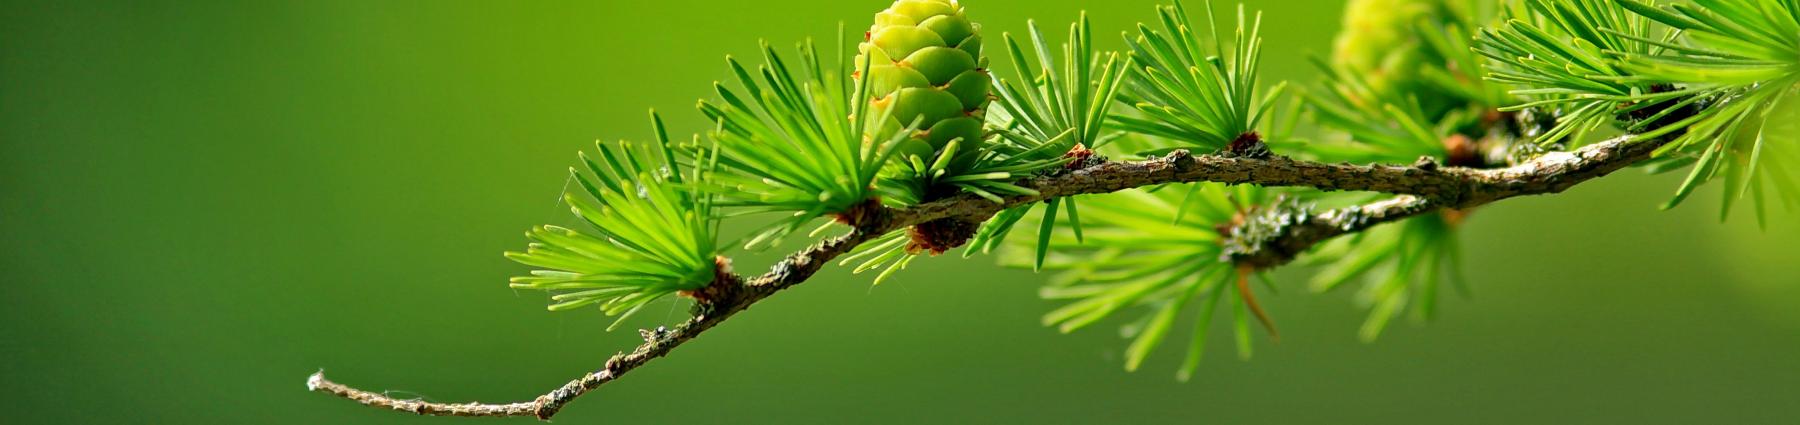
[{"xmin": 310, "ymin": 132, "xmax": 1672, "ymax": 420}]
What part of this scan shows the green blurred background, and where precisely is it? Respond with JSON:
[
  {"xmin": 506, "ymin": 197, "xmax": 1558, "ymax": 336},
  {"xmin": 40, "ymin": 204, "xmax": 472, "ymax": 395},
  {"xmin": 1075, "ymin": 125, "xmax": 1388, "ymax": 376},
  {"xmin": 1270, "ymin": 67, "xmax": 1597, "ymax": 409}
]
[{"xmin": 4, "ymin": 1, "xmax": 1798, "ymax": 423}]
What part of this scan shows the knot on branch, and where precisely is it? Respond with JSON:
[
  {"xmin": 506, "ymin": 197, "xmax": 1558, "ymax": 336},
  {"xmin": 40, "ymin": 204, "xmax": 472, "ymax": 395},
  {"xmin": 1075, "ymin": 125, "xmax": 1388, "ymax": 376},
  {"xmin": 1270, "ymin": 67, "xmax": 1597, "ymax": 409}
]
[
  {"xmin": 532, "ymin": 388, "xmax": 574, "ymax": 420},
  {"xmin": 1413, "ymin": 156, "xmax": 1440, "ymax": 171},
  {"xmin": 680, "ymin": 257, "xmax": 744, "ymax": 307},
  {"xmin": 1222, "ymin": 131, "xmax": 1272, "ymax": 159},
  {"xmin": 905, "ymin": 216, "xmax": 983, "ymax": 255},
  {"xmin": 1162, "ymin": 149, "xmax": 1196, "ymax": 172},
  {"xmin": 1063, "ymin": 143, "xmax": 1105, "ymax": 170}
]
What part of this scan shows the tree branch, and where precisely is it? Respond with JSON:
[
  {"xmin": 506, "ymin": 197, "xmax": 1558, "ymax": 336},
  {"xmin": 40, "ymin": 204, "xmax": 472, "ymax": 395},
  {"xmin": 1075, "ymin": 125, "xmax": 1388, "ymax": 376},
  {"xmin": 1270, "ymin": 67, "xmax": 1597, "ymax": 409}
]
[
  {"xmin": 1218, "ymin": 133, "xmax": 1667, "ymax": 268},
  {"xmin": 309, "ymin": 134, "xmax": 1670, "ymax": 419},
  {"xmin": 891, "ymin": 133, "xmax": 1666, "ymax": 229},
  {"xmin": 309, "ymin": 228, "xmax": 883, "ymax": 419}
]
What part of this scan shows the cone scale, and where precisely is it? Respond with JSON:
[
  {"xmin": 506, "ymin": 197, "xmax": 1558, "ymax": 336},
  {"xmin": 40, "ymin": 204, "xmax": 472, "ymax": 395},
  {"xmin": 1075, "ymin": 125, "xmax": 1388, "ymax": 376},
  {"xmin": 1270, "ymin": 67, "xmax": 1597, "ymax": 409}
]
[{"xmin": 858, "ymin": 0, "xmax": 991, "ymax": 173}]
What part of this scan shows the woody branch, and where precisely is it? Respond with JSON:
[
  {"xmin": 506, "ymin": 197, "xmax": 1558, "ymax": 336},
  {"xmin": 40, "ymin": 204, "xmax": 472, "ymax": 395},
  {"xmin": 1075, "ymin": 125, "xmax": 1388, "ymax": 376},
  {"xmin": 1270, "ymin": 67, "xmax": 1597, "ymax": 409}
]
[{"xmin": 307, "ymin": 129, "xmax": 1674, "ymax": 420}]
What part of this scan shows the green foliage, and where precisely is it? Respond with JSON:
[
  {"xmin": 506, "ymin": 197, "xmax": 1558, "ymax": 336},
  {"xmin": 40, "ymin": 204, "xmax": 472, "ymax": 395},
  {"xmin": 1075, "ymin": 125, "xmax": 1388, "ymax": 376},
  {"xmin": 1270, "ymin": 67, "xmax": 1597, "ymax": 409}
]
[
  {"xmin": 506, "ymin": 113, "xmax": 721, "ymax": 330},
  {"xmin": 836, "ymin": 228, "xmax": 923, "ymax": 285},
  {"xmin": 1309, "ymin": 0, "xmax": 1508, "ymax": 163},
  {"xmin": 989, "ymin": 13, "xmax": 1129, "ymax": 152},
  {"xmin": 1302, "ymin": 59, "xmax": 1456, "ymax": 164},
  {"xmin": 1615, "ymin": 0, "xmax": 1800, "ymax": 223},
  {"xmin": 980, "ymin": 6, "xmax": 1306, "ymax": 376},
  {"xmin": 1114, "ymin": 0, "xmax": 1283, "ymax": 151},
  {"xmin": 1335, "ymin": 0, "xmax": 1510, "ymax": 118},
  {"xmin": 964, "ymin": 12, "xmax": 1131, "ymax": 268},
  {"xmin": 498, "ymin": 0, "xmax": 1798, "ymax": 381},
  {"xmin": 700, "ymin": 34, "xmax": 905, "ymax": 248},
  {"xmin": 1475, "ymin": 0, "xmax": 1800, "ymax": 223},
  {"xmin": 1331, "ymin": 0, "xmax": 1439, "ymax": 93},
  {"xmin": 1477, "ymin": 0, "xmax": 1669, "ymax": 147},
  {"xmin": 1310, "ymin": 208, "xmax": 1465, "ymax": 341},
  {"xmin": 1300, "ymin": 0, "xmax": 1503, "ymax": 340},
  {"xmin": 1003, "ymin": 183, "xmax": 1278, "ymax": 380},
  {"xmin": 1251, "ymin": 32, "xmax": 1476, "ymax": 341}
]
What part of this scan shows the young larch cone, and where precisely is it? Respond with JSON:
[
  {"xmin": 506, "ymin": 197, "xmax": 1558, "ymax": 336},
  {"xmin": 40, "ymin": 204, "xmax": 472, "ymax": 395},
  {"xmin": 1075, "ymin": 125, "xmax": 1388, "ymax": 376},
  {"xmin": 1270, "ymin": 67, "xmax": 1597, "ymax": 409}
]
[{"xmin": 857, "ymin": 0, "xmax": 991, "ymax": 172}]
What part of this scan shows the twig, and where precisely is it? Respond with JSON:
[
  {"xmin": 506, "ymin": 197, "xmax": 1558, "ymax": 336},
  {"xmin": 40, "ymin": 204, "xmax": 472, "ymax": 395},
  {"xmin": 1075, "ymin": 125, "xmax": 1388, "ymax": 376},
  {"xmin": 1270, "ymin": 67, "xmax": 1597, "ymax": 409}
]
[
  {"xmin": 889, "ymin": 133, "xmax": 1667, "ymax": 230},
  {"xmin": 1219, "ymin": 133, "xmax": 1666, "ymax": 268},
  {"xmin": 309, "ymin": 228, "xmax": 886, "ymax": 419},
  {"xmin": 309, "ymin": 134, "xmax": 1670, "ymax": 420}
]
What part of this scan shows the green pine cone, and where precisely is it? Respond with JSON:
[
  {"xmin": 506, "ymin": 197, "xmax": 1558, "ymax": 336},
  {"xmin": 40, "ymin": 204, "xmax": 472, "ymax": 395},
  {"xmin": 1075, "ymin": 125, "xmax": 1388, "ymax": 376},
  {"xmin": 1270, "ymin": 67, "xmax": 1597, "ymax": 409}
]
[
  {"xmin": 1330, "ymin": 0, "xmax": 1442, "ymax": 106},
  {"xmin": 858, "ymin": 0, "xmax": 990, "ymax": 173}
]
